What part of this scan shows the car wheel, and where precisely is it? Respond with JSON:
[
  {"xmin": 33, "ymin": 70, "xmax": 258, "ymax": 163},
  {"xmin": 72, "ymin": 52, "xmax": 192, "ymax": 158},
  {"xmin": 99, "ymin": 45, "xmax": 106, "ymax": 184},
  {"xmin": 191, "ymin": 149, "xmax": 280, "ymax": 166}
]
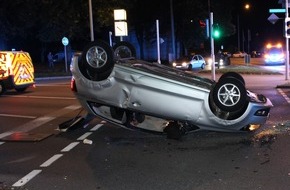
[
  {"xmin": 113, "ymin": 41, "xmax": 136, "ymax": 59},
  {"xmin": 80, "ymin": 40, "xmax": 114, "ymax": 81},
  {"xmin": 187, "ymin": 64, "xmax": 192, "ymax": 71},
  {"xmin": 218, "ymin": 72, "xmax": 245, "ymax": 85},
  {"xmin": 15, "ymin": 87, "xmax": 27, "ymax": 92},
  {"xmin": 212, "ymin": 77, "xmax": 247, "ymax": 112},
  {"xmin": 201, "ymin": 63, "xmax": 205, "ymax": 69},
  {"xmin": 0, "ymin": 82, "xmax": 5, "ymax": 95}
]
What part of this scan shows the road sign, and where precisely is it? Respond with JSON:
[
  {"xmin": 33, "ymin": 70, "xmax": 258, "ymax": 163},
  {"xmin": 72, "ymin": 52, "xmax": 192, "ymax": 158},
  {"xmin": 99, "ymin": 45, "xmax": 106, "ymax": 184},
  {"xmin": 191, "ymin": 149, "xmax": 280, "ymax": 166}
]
[
  {"xmin": 114, "ymin": 21, "xmax": 128, "ymax": 36},
  {"xmin": 269, "ymin": 8, "xmax": 286, "ymax": 13},
  {"xmin": 268, "ymin": 13, "xmax": 280, "ymax": 24},
  {"xmin": 62, "ymin": 37, "xmax": 69, "ymax": 46}
]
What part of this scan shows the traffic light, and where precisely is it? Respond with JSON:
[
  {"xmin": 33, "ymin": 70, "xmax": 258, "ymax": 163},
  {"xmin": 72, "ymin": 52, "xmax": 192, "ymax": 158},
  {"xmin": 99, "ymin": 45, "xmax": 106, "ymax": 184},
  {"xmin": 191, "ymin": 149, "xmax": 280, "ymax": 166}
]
[
  {"xmin": 285, "ymin": 17, "xmax": 290, "ymax": 38},
  {"xmin": 213, "ymin": 24, "xmax": 221, "ymax": 39}
]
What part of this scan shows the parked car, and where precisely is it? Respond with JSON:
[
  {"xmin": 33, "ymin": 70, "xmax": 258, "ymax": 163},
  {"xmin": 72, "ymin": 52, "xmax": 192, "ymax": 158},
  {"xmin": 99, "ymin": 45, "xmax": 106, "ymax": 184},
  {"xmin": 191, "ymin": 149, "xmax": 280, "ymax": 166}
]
[
  {"xmin": 70, "ymin": 40, "xmax": 273, "ymax": 139},
  {"xmin": 232, "ymin": 51, "xmax": 247, "ymax": 58},
  {"xmin": 251, "ymin": 51, "xmax": 263, "ymax": 58},
  {"xmin": 172, "ymin": 55, "xmax": 205, "ymax": 70},
  {"xmin": 52, "ymin": 51, "xmax": 76, "ymax": 64}
]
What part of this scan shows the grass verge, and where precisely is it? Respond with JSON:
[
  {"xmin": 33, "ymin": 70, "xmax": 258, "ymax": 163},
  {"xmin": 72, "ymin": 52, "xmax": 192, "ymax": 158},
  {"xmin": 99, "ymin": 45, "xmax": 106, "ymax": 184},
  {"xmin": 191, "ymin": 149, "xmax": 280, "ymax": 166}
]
[{"xmin": 199, "ymin": 65, "xmax": 282, "ymax": 75}]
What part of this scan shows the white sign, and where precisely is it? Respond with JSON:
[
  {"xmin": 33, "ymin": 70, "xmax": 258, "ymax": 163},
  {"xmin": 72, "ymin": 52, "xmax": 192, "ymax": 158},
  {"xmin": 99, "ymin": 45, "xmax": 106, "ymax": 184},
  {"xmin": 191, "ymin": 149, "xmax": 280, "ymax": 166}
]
[
  {"xmin": 62, "ymin": 37, "xmax": 69, "ymax": 46},
  {"xmin": 114, "ymin": 21, "xmax": 128, "ymax": 36},
  {"xmin": 114, "ymin": 9, "xmax": 127, "ymax": 20}
]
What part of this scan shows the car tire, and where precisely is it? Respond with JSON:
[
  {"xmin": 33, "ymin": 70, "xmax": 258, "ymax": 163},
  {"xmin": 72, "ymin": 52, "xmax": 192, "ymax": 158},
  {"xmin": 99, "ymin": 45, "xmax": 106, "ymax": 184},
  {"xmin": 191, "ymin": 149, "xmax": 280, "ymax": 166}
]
[
  {"xmin": 201, "ymin": 63, "xmax": 205, "ymax": 69},
  {"xmin": 15, "ymin": 87, "xmax": 27, "ymax": 92},
  {"xmin": 80, "ymin": 40, "xmax": 114, "ymax": 81},
  {"xmin": 0, "ymin": 82, "xmax": 5, "ymax": 95},
  {"xmin": 218, "ymin": 72, "xmax": 245, "ymax": 85},
  {"xmin": 113, "ymin": 41, "xmax": 136, "ymax": 59},
  {"xmin": 212, "ymin": 77, "xmax": 247, "ymax": 112},
  {"xmin": 187, "ymin": 64, "xmax": 192, "ymax": 71}
]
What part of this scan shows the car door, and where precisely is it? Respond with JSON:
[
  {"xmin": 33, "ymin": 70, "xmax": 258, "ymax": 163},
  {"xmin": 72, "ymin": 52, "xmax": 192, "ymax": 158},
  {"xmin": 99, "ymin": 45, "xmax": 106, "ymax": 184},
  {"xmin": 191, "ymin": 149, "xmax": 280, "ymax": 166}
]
[{"xmin": 190, "ymin": 55, "xmax": 199, "ymax": 68}]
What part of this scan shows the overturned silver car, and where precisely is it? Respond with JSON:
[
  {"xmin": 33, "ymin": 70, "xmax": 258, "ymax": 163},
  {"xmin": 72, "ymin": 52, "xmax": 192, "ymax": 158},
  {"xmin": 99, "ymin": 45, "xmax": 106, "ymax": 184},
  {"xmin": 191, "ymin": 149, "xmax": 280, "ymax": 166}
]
[{"xmin": 70, "ymin": 40, "xmax": 272, "ymax": 139}]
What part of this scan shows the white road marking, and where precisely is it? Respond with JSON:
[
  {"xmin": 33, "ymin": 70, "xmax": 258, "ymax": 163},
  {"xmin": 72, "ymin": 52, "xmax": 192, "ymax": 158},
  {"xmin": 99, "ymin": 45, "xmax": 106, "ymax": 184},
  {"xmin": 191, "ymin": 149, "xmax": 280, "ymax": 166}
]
[
  {"xmin": 12, "ymin": 169, "xmax": 42, "ymax": 187},
  {"xmin": 2, "ymin": 95, "xmax": 75, "ymax": 100},
  {"xmin": 9, "ymin": 120, "xmax": 104, "ymax": 187},
  {"xmin": 277, "ymin": 88, "xmax": 290, "ymax": 104},
  {"xmin": 0, "ymin": 104, "xmax": 82, "ymax": 139},
  {"xmin": 65, "ymin": 105, "xmax": 82, "ymax": 110},
  {"xmin": 91, "ymin": 124, "xmax": 104, "ymax": 131},
  {"xmin": 77, "ymin": 132, "xmax": 93, "ymax": 141},
  {"xmin": 14, "ymin": 116, "xmax": 55, "ymax": 132},
  {"xmin": 61, "ymin": 142, "xmax": 80, "ymax": 152},
  {"xmin": 0, "ymin": 114, "xmax": 36, "ymax": 119},
  {"xmin": 40, "ymin": 154, "xmax": 63, "ymax": 167},
  {"xmin": 0, "ymin": 132, "xmax": 14, "ymax": 139},
  {"xmin": 0, "ymin": 142, "xmax": 5, "ymax": 145}
]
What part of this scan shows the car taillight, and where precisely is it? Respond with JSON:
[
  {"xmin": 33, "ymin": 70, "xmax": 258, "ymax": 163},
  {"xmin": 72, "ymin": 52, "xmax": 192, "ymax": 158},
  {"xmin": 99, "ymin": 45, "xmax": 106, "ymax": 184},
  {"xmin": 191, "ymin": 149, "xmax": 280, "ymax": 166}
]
[{"xmin": 70, "ymin": 77, "xmax": 77, "ymax": 92}]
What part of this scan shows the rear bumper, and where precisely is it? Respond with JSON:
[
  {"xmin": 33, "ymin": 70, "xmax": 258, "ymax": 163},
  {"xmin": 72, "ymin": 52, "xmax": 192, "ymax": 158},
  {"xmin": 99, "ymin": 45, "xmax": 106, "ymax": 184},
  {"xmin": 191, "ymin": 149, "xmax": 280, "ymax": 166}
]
[{"xmin": 1, "ymin": 76, "xmax": 35, "ymax": 90}]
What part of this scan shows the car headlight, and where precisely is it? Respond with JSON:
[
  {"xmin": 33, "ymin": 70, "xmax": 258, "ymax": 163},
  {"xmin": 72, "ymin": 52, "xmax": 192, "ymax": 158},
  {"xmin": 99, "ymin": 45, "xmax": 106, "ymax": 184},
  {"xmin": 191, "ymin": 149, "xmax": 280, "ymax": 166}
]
[
  {"xmin": 207, "ymin": 58, "xmax": 212, "ymax": 64},
  {"xmin": 172, "ymin": 63, "xmax": 177, "ymax": 67},
  {"xmin": 182, "ymin": 62, "xmax": 187, "ymax": 67}
]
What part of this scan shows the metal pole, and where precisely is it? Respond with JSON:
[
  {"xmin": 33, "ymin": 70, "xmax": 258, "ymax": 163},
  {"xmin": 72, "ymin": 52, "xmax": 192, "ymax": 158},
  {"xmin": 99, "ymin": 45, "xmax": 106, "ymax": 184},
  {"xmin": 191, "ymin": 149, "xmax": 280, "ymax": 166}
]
[
  {"xmin": 286, "ymin": 0, "xmax": 289, "ymax": 80},
  {"xmin": 109, "ymin": 31, "xmax": 112, "ymax": 46},
  {"xmin": 89, "ymin": 0, "xmax": 94, "ymax": 41},
  {"xmin": 64, "ymin": 45, "xmax": 67, "ymax": 72},
  {"xmin": 156, "ymin": 20, "xmax": 161, "ymax": 64},
  {"xmin": 210, "ymin": 12, "xmax": 215, "ymax": 81},
  {"xmin": 237, "ymin": 15, "xmax": 240, "ymax": 51}
]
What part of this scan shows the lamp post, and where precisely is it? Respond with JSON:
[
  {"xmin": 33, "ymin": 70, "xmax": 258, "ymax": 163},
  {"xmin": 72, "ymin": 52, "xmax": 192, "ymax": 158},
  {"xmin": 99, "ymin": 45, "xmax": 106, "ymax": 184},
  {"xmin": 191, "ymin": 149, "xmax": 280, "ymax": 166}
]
[
  {"xmin": 88, "ymin": 0, "xmax": 94, "ymax": 41},
  {"xmin": 237, "ymin": 3, "xmax": 250, "ymax": 52}
]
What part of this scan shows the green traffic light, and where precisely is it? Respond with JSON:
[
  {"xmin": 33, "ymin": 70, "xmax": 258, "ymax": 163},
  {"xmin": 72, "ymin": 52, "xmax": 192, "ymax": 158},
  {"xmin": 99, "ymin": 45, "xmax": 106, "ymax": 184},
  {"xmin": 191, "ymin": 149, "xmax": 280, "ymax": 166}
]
[{"xmin": 213, "ymin": 29, "xmax": 220, "ymax": 38}]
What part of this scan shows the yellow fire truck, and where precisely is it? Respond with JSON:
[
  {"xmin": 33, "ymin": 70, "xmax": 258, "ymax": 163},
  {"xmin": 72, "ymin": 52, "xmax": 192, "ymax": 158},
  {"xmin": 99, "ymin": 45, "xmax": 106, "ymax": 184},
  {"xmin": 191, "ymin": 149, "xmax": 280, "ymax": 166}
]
[{"xmin": 0, "ymin": 51, "xmax": 35, "ymax": 95}]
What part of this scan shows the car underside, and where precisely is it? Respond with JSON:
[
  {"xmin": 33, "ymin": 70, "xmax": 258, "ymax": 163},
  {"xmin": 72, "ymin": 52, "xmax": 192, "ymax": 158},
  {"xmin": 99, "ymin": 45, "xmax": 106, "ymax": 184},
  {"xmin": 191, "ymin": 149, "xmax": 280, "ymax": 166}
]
[{"xmin": 70, "ymin": 40, "xmax": 273, "ymax": 139}]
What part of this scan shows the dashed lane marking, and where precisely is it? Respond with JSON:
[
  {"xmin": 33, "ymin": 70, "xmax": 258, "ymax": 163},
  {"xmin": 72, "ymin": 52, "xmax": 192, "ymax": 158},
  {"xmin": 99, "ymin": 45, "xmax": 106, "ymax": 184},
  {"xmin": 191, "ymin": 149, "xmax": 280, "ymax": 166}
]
[
  {"xmin": 77, "ymin": 132, "xmax": 93, "ymax": 141},
  {"xmin": 10, "ymin": 121, "xmax": 105, "ymax": 187},
  {"xmin": 61, "ymin": 142, "xmax": 80, "ymax": 152},
  {"xmin": 91, "ymin": 123, "xmax": 104, "ymax": 131},
  {"xmin": 40, "ymin": 154, "xmax": 63, "ymax": 167},
  {"xmin": 277, "ymin": 88, "xmax": 290, "ymax": 104},
  {"xmin": 12, "ymin": 170, "xmax": 42, "ymax": 187}
]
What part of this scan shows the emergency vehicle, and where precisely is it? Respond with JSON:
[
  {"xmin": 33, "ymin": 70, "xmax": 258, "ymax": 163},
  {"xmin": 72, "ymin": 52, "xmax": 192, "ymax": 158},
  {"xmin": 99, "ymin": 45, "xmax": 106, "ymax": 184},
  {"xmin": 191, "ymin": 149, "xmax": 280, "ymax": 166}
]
[{"xmin": 0, "ymin": 51, "xmax": 35, "ymax": 95}]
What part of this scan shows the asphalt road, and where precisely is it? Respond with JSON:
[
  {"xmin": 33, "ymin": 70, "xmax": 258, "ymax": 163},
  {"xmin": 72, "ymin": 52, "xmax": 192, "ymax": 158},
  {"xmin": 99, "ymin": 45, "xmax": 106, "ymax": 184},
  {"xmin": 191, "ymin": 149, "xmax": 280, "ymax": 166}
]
[{"xmin": 0, "ymin": 74, "xmax": 290, "ymax": 190}]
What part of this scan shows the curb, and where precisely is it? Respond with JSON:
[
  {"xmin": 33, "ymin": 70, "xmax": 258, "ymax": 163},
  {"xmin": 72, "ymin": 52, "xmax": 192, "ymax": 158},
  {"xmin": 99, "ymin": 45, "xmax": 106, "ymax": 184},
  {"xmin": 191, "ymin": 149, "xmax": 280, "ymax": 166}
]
[{"xmin": 35, "ymin": 76, "xmax": 71, "ymax": 81}]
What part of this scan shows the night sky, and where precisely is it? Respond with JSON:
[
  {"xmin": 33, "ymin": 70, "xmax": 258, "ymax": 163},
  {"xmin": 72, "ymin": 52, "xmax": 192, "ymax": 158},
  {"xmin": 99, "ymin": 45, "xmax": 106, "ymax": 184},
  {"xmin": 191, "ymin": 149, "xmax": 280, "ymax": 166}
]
[{"xmin": 238, "ymin": 0, "xmax": 285, "ymax": 49}]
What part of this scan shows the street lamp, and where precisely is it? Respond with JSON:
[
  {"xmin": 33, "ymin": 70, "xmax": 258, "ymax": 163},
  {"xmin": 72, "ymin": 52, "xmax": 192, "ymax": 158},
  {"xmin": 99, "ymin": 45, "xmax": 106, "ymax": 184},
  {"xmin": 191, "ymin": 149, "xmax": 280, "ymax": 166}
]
[{"xmin": 88, "ymin": 0, "xmax": 94, "ymax": 41}]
